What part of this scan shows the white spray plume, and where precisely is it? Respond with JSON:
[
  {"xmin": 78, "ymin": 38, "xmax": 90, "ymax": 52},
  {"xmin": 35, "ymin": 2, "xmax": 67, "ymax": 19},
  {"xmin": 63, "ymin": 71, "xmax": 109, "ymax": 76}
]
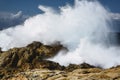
[{"xmin": 0, "ymin": 0, "xmax": 119, "ymax": 68}]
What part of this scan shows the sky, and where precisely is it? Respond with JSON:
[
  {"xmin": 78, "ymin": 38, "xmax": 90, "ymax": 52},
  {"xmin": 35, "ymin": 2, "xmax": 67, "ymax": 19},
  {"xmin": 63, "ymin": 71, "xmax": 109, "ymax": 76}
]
[
  {"xmin": 0, "ymin": 0, "xmax": 120, "ymax": 30},
  {"xmin": 0, "ymin": 0, "xmax": 120, "ymax": 16},
  {"xmin": 0, "ymin": 0, "xmax": 73, "ymax": 16}
]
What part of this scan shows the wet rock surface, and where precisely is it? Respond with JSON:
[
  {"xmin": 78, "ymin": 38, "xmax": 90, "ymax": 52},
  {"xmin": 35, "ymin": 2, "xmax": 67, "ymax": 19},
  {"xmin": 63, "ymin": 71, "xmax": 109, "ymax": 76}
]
[{"xmin": 0, "ymin": 41, "xmax": 120, "ymax": 80}]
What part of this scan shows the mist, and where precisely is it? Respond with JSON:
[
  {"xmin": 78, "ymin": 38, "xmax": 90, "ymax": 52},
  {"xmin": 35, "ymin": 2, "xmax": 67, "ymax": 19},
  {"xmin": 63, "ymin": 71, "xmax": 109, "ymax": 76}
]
[{"xmin": 0, "ymin": 0, "xmax": 120, "ymax": 68}]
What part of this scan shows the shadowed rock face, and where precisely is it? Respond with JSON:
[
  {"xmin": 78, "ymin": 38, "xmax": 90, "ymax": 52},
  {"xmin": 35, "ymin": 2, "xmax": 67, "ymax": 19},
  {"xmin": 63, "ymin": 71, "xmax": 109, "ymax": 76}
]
[
  {"xmin": 0, "ymin": 41, "xmax": 65, "ymax": 69},
  {"xmin": 0, "ymin": 41, "xmax": 67, "ymax": 79},
  {"xmin": 65, "ymin": 63, "xmax": 95, "ymax": 72},
  {"xmin": 0, "ymin": 47, "xmax": 2, "ymax": 53}
]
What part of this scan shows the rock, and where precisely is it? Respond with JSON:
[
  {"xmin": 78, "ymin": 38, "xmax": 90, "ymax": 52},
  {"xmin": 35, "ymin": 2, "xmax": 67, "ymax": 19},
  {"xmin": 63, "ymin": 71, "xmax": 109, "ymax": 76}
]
[
  {"xmin": 65, "ymin": 63, "xmax": 95, "ymax": 72},
  {"xmin": 0, "ymin": 41, "xmax": 66, "ymax": 79},
  {"xmin": 26, "ymin": 41, "xmax": 42, "ymax": 49},
  {"xmin": 32, "ymin": 60, "xmax": 64, "ymax": 70},
  {"xmin": 0, "ymin": 41, "xmax": 65, "ymax": 68},
  {"xmin": 1, "ymin": 41, "xmax": 120, "ymax": 80},
  {"xmin": 2, "ymin": 67, "xmax": 120, "ymax": 80},
  {"xmin": 0, "ymin": 47, "xmax": 2, "ymax": 53}
]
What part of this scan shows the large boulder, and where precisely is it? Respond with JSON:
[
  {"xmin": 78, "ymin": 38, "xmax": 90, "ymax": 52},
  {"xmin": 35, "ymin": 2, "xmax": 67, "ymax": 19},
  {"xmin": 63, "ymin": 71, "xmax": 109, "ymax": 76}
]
[
  {"xmin": 0, "ymin": 41, "xmax": 65, "ymax": 69},
  {"xmin": 0, "ymin": 41, "xmax": 66, "ymax": 79}
]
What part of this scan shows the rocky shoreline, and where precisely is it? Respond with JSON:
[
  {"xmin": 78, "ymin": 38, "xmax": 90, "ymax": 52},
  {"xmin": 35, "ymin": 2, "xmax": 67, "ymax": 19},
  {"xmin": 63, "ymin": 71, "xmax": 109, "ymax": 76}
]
[{"xmin": 0, "ymin": 41, "xmax": 120, "ymax": 80}]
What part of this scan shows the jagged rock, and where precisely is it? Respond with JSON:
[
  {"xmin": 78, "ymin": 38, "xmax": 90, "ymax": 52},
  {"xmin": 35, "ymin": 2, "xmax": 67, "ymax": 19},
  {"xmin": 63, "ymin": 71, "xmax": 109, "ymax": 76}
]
[
  {"xmin": 26, "ymin": 41, "xmax": 42, "ymax": 49},
  {"xmin": 65, "ymin": 63, "xmax": 95, "ymax": 72},
  {"xmin": 1, "ymin": 41, "xmax": 120, "ymax": 80},
  {"xmin": 0, "ymin": 41, "xmax": 67, "ymax": 79},
  {"xmin": 0, "ymin": 41, "xmax": 65, "ymax": 68},
  {"xmin": 79, "ymin": 63, "xmax": 95, "ymax": 69},
  {"xmin": 0, "ymin": 47, "xmax": 2, "ymax": 53}
]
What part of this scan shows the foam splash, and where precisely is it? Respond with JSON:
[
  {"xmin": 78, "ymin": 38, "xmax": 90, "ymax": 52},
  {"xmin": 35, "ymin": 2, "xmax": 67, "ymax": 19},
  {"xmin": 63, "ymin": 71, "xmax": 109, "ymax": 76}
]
[{"xmin": 0, "ymin": 0, "xmax": 119, "ymax": 68}]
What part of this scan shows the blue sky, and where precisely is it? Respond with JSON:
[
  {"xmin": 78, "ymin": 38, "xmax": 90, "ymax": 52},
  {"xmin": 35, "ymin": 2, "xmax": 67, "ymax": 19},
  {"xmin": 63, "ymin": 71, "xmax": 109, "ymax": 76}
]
[
  {"xmin": 0, "ymin": 0, "xmax": 120, "ymax": 30},
  {"xmin": 0, "ymin": 0, "xmax": 73, "ymax": 15},
  {"xmin": 0, "ymin": 0, "xmax": 119, "ymax": 16}
]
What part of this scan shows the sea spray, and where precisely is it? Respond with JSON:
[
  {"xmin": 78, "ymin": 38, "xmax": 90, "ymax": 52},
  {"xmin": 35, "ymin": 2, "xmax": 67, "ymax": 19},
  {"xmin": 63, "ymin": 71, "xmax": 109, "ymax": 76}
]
[{"xmin": 0, "ymin": 0, "xmax": 119, "ymax": 68}]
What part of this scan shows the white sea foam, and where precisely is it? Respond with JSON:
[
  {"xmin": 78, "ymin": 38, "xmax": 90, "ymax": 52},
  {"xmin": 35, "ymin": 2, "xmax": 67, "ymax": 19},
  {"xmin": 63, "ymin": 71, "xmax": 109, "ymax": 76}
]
[{"xmin": 0, "ymin": 0, "xmax": 119, "ymax": 68}]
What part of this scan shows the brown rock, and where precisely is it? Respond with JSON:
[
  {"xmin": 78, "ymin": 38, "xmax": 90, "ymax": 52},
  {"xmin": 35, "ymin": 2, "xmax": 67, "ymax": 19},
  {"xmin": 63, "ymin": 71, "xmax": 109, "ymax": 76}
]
[
  {"xmin": 2, "ymin": 67, "xmax": 120, "ymax": 80},
  {"xmin": 65, "ymin": 63, "xmax": 95, "ymax": 72},
  {"xmin": 1, "ymin": 41, "xmax": 120, "ymax": 80},
  {"xmin": 0, "ymin": 41, "xmax": 65, "ymax": 68},
  {"xmin": 0, "ymin": 47, "xmax": 2, "ymax": 53},
  {"xmin": 0, "ymin": 41, "xmax": 66, "ymax": 79}
]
